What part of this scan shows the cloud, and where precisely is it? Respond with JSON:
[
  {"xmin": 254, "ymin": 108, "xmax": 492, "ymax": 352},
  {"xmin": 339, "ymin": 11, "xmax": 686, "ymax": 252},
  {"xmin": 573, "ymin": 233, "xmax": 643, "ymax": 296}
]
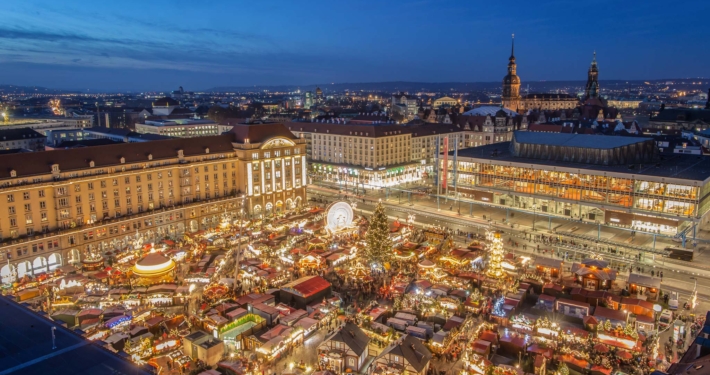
[{"xmin": 0, "ymin": 27, "xmax": 135, "ymax": 45}]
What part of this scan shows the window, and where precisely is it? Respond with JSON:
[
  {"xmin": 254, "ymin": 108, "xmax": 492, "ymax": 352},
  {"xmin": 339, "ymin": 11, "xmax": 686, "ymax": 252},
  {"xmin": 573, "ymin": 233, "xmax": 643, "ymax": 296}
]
[
  {"xmin": 88, "ymin": 182, "xmax": 94, "ymax": 190},
  {"xmin": 264, "ymin": 152, "xmax": 271, "ymax": 158},
  {"xmin": 100, "ymin": 180, "xmax": 106, "ymax": 188},
  {"xmin": 8, "ymin": 207, "xmax": 15, "ymax": 215},
  {"xmin": 23, "ymin": 192, "xmax": 30, "ymax": 200},
  {"xmin": 24, "ymin": 204, "xmax": 31, "ymax": 212},
  {"xmin": 9, "ymin": 218, "xmax": 16, "ymax": 227},
  {"xmin": 252, "ymin": 152, "xmax": 259, "ymax": 160},
  {"xmin": 7, "ymin": 194, "xmax": 14, "ymax": 202},
  {"xmin": 124, "ymin": 177, "xmax": 130, "ymax": 184},
  {"xmin": 25, "ymin": 214, "xmax": 32, "ymax": 225},
  {"xmin": 74, "ymin": 184, "xmax": 81, "ymax": 192},
  {"xmin": 39, "ymin": 190, "xmax": 45, "ymax": 197},
  {"xmin": 41, "ymin": 212, "xmax": 47, "ymax": 222}
]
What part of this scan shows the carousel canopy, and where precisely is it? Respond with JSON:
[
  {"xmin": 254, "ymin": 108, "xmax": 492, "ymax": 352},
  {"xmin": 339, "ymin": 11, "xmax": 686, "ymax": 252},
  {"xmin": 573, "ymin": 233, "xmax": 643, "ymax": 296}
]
[{"xmin": 133, "ymin": 253, "xmax": 175, "ymax": 277}]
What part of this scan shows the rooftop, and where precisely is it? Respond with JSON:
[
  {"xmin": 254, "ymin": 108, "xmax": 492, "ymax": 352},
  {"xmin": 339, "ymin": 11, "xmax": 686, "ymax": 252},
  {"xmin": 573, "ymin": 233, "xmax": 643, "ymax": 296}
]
[
  {"xmin": 0, "ymin": 127, "xmax": 46, "ymax": 141},
  {"xmin": 463, "ymin": 106, "xmax": 518, "ymax": 117},
  {"xmin": 452, "ymin": 140, "xmax": 710, "ymax": 182},
  {"xmin": 513, "ymin": 131, "xmax": 649, "ymax": 149},
  {"xmin": 228, "ymin": 122, "xmax": 298, "ymax": 144},
  {"xmin": 142, "ymin": 119, "xmax": 215, "ymax": 127},
  {"xmin": 281, "ymin": 275, "xmax": 331, "ymax": 298},
  {"xmin": 286, "ymin": 121, "xmax": 462, "ymax": 138},
  {"xmin": 0, "ymin": 134, "xmax": 235, "ymax": 179},
  {"xmin": 0, "ymin": 295, "xmax": 151, "ymax": 375}
]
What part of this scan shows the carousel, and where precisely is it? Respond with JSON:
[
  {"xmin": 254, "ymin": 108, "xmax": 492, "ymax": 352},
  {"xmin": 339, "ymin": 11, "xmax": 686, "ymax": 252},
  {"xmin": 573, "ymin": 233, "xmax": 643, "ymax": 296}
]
[
  {"xmin": 82, "ymin": 251, "xmax": 105, "ymax": 271},
  {"xmin": 132, "ymin": 252, "xmax": 176, "ymax": 285}
]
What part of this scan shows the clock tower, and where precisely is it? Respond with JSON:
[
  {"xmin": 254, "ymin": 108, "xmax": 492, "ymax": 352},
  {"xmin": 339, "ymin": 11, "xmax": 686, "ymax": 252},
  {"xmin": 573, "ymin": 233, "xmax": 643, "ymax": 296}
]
[{"xmin": 502, "ymin": 34, "xmax": 521, "ymax": 111}]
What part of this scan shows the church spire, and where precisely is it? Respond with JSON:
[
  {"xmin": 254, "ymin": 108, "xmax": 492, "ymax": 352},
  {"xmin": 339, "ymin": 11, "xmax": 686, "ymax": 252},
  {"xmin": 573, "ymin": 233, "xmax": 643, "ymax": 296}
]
[
  {"xmin": 510, "ymin": 34, "xmax": 515, "ymax": 59},
  {"xmin": 585, "ymin": 51, "xmax": 600, "ymax": 99}
]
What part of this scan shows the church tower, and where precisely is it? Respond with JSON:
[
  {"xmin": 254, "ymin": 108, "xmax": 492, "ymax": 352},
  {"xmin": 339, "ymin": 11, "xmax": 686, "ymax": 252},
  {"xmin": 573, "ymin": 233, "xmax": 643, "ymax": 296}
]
[
  {"xmin": 584, "ymin": 52, "xmax": 600, "ymax": 99},
  {"xmin": 502, "ymin": 34, "xmax": 521, "ymax": 111}
]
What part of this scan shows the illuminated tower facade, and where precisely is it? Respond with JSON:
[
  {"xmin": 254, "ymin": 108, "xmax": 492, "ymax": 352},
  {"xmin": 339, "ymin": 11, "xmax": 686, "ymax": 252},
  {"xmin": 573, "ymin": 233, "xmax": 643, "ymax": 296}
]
[
  {"xmin": 501, "ymin": 34, "xmax": 521, "ymax": 111},
  {"xmin": 584, "ymin": 52, "xmax": 600, "ymax": 100}
]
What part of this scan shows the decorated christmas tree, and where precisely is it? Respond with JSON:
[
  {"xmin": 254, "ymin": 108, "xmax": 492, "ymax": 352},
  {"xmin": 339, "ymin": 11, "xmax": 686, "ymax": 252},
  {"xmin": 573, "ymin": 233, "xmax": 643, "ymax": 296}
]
[
  {"xmin": 365, "ymin": 201, "xmax": 393, "ymax": 268},
  {"xmin": 485, "ymin": 231, "xmax": 505, "ymax": 279},
  {"xmin": 558, "ymin": 362, "xmax": 570, "ymax": 375},
  {"xmin": 604, "ymin": 319, "xmax": 612, "ymax": 331}
]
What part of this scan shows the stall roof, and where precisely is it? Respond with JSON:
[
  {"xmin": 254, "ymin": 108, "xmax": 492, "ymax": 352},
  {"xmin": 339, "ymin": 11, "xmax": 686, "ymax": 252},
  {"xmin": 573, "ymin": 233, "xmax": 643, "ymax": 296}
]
[
  {"xmin": 294, "ymin": 317, "xmax": 319, "ymax": 331},
  {"xmin": 534, "ymin": 257, "xmax": 563, "ymax": 269},
  {"xmin": 593, "ymin": 306, "xmax": 627, "ymax": 323},
  {"xmin": 627, "ymin": 273, "xmax": 661, "ymax": 289},
  {"xmin": 281, "ymin": 276, "xmax": 331, "ymax": 298},
  {"xmin": 571, "ymin": 263, "xmax": 617, "ymax": 280}
]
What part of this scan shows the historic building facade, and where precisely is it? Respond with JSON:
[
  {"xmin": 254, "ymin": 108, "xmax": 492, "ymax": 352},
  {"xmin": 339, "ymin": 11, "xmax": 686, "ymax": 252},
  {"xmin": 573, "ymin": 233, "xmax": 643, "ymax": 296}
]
[
  {"xmin": 501, "ymin": 36, "xmax": 589, "ymax": 112},
  {"xmin": 0, "ymin": 122, "xmax": 306, "ymax": 282}
]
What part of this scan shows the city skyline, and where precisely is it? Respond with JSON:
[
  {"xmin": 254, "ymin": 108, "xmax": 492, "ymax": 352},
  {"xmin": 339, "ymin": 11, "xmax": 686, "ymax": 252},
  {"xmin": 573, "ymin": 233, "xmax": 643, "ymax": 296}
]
[{"xmin": 0, "ymin": 0, "xmax": 708, "ymax": 91}]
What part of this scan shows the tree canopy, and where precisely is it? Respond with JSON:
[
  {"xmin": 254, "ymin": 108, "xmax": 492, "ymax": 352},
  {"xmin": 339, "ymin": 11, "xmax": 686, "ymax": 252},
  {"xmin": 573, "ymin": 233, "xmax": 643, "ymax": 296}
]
[{"xmin": 364, "ymin": 201, "xmax": 393, "ymax": 267}]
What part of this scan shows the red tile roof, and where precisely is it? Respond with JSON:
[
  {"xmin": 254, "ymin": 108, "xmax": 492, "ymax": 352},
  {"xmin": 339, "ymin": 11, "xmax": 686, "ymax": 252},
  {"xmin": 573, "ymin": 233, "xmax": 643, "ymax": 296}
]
[
  {"xmin": 227, "ymin": 122, "xmax": 297, "ymax": 144},
  {"xmin": 281, "ymin": 276, "xmax": 331, "ymax": 298},
  {"xmin": 0, "ymin": 135, "xmax": 235, "ymax": 179}
]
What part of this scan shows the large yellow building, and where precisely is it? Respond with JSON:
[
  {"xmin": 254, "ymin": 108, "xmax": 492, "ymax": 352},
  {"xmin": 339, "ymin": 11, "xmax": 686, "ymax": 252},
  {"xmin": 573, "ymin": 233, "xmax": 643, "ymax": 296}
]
[{"xmin": 0, "ymin": 122, "xmax": 306, "ymax": 282}]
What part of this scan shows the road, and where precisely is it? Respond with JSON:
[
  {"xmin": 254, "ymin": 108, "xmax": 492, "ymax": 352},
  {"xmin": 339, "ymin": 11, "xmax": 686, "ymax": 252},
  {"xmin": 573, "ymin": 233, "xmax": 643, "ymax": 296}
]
[{"xmin": 308, "ymin": 184, "xmax": 710, "ymax": 312}]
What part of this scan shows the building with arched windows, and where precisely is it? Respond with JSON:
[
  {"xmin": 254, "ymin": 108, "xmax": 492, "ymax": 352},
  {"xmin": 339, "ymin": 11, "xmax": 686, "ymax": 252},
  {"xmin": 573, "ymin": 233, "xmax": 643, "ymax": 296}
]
[{"xmin": 0, "ymin": 122, "xmax": 306, "ymax": 284}]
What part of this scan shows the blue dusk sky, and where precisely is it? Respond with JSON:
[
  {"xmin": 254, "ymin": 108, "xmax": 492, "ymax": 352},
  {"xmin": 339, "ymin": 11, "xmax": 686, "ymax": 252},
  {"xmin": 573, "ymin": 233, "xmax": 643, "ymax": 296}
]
[{"xmin": 0, "ymin": 0, "xmax": 707, "ymax": 91}]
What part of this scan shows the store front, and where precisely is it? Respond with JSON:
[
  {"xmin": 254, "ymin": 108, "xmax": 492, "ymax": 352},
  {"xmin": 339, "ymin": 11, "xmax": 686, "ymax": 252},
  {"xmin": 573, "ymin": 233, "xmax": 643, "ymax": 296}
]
[{"xmin": 311, "ymin": 163, "xmax": 422, "ymax": 188}]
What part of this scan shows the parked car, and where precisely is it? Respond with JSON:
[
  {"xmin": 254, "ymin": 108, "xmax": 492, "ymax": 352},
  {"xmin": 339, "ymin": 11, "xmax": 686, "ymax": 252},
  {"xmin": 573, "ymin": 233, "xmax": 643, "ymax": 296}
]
[
  {"xmin": 659, "ymin": 309, "xmax": 673, "ymax": 328},
  {"xmin": 668, "ymin": 291, "xmax": 679, "ymax": 310}
]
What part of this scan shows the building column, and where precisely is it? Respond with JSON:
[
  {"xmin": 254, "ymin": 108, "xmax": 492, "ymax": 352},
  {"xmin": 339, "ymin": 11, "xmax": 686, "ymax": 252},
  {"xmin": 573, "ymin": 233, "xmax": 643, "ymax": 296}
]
[
  {"xmin": 291, "ymin": 158, "xmax": 296, "ymax": 188},
  {"xmin": 260, "ymin": 161, "xmax": 265, "ymax": 194},
  {"xmin": 247, "ymin": 162, "xmax": 253, "ymax": 196},
  {"xmin": 281, "ymin": 159, "xmax": 286, "ymax": 191},
  {"xmin": 271, "ymin": 160, "xmax": 276, "ymax": 193}
]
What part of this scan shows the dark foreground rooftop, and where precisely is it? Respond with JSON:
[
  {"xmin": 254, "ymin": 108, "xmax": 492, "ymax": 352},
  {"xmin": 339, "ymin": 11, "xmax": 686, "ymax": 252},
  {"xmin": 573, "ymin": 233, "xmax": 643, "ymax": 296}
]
[
  {"xmin": 451, "ymin": 141, "xmax": 710, "ymax": 182},
  {"xmin": 0, "ymin": 296, "xmax": 151, "ymax": 375}
]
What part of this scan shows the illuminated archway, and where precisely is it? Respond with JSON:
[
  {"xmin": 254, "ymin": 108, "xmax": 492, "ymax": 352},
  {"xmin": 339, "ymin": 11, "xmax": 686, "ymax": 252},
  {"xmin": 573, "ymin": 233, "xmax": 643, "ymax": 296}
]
[
  {"xmin": 17, "ymin": 261, "xmax": 32, "ymax": 277},
  {"xmin": 33, "ymin": 256, "xmax": 48, "ymax": 274},
  {"xmin": 1, "ymin": 264, "xmax": 16, "ymax": 284},
  {"xmin": 260, "ymin": 137, "xmax": 296, "ymax": 149},
  {"xmin": 48, "ymin": 253, "xmax": 62, "ymax": 270},
  {"xmin": 69, "ymin": 249, "xmax": 81, "ymax": 264}
]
